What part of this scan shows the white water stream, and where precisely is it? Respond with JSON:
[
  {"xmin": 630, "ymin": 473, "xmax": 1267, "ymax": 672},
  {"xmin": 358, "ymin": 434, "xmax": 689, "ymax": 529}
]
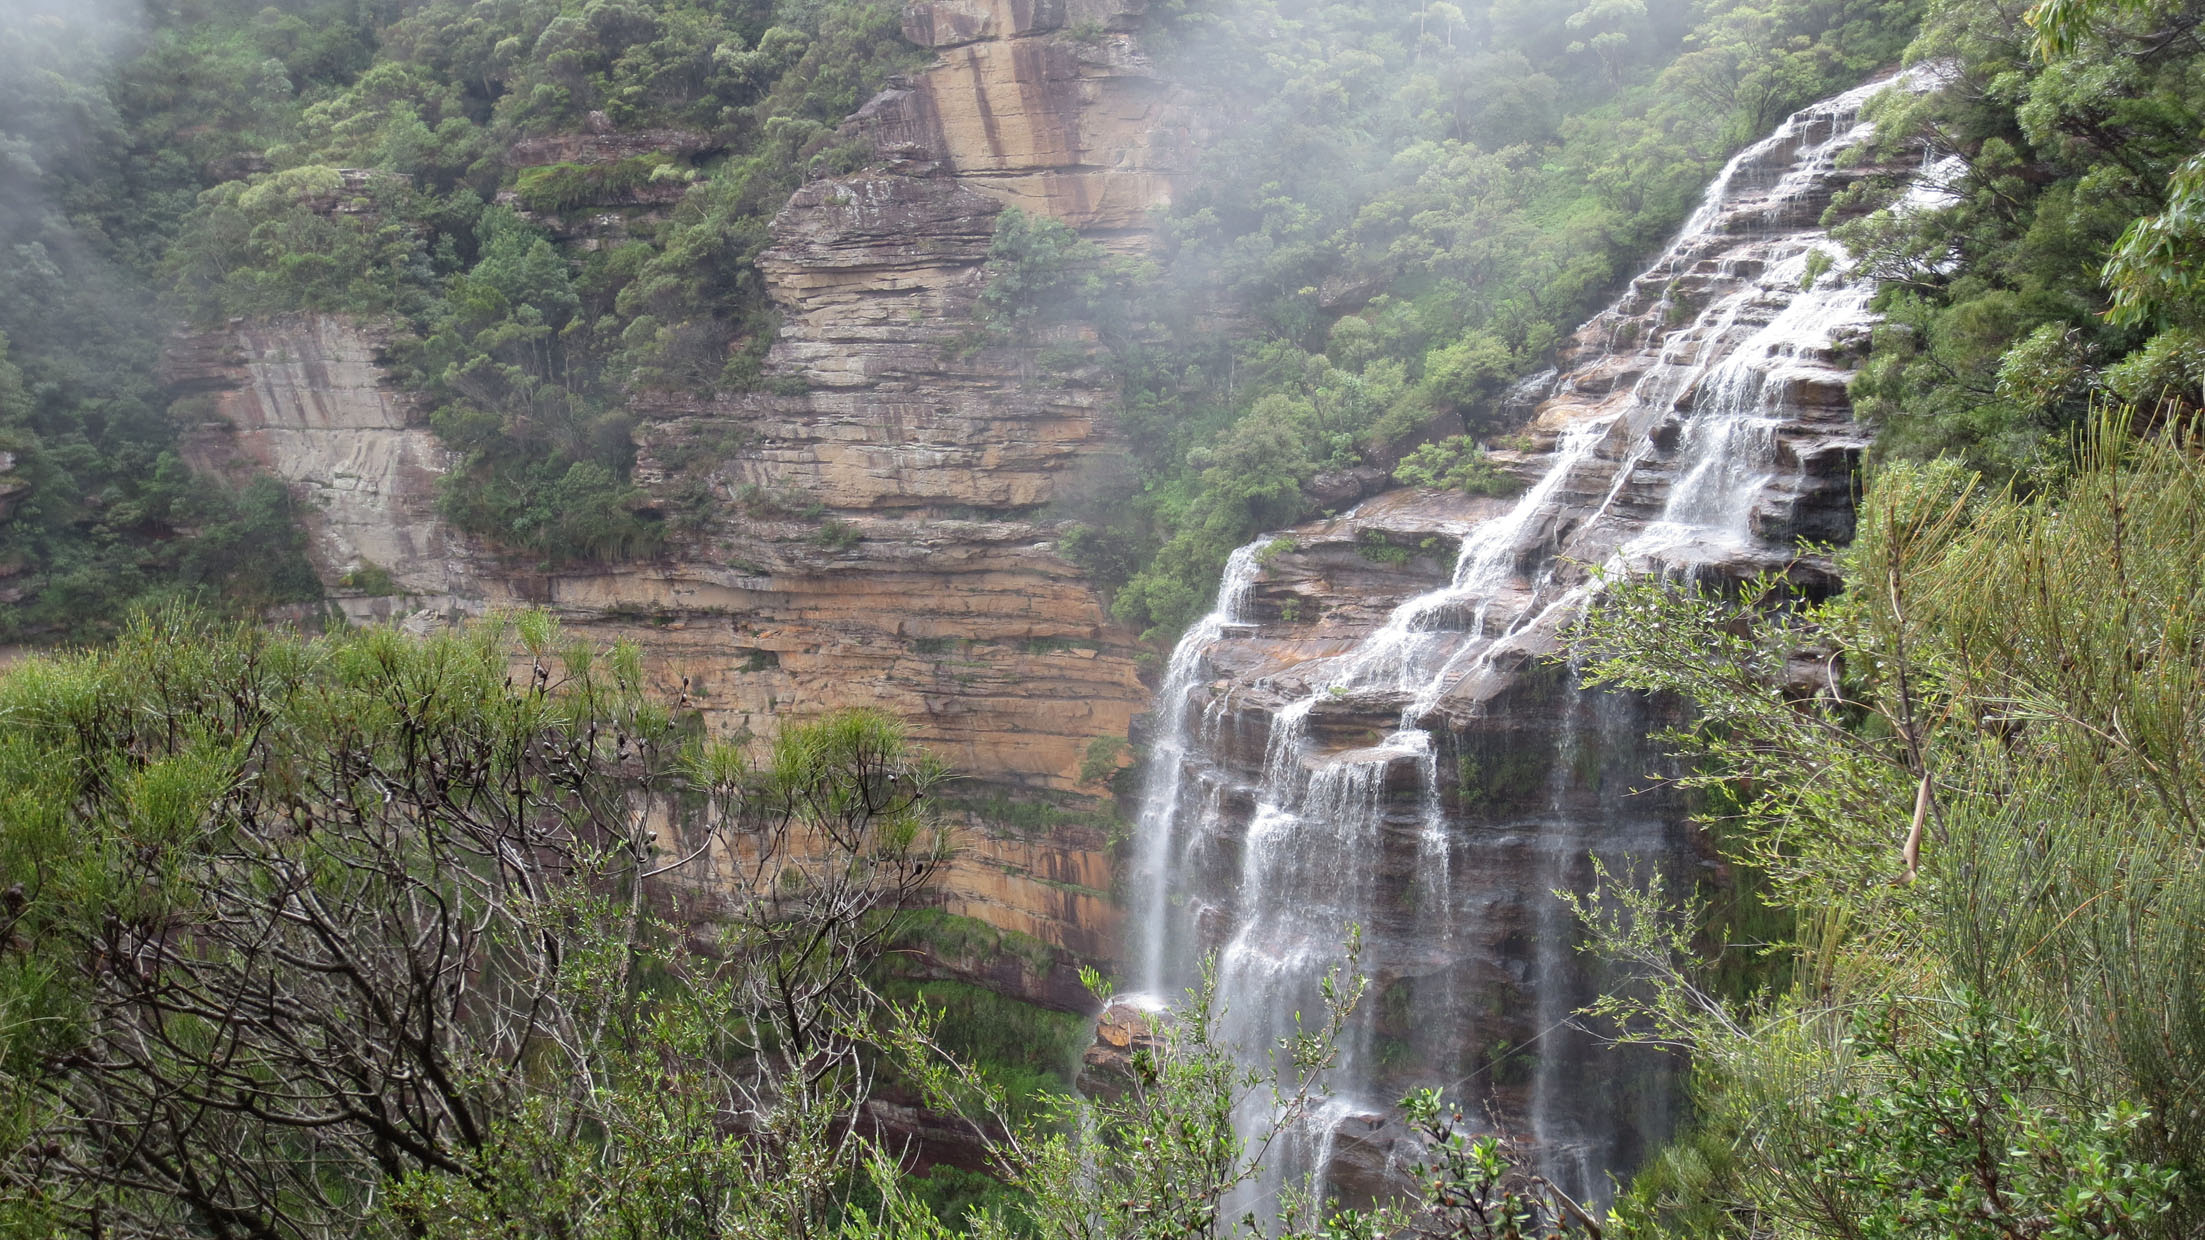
[{"xmin": 1122, "ymin": 67, "xmax": 1955, "ymax": 1229}]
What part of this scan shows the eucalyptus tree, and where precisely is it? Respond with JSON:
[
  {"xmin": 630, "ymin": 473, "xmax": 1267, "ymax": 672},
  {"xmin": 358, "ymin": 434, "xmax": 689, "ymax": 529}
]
[{"xmin": 0, "ymin": 608, "xmax": 947, "ymax": 1240}]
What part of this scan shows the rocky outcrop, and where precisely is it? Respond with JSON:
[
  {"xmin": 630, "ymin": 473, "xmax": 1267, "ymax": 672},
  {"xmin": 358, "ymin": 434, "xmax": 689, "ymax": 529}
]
[
  {"xmin": 560, "ymin": 0, "xmax": 1197, "ymax": 968},
  {"xmin": 1123, "ymin": 71, "xmax": 1945, "ymax": 1210},
  {"xmin": 862, "ymin": 0, "xmax": 1195, "ymax": 231},
  {"xmin": 506, "ymin": 117, "xmax": 715, "ymax": 167},
  {"xmin": 1074, "ymin": 997, "xmax": 1162, "ymax": 1097},
  {"xmin": 163, "ymin": 0, "xmax": 1197, "ymax": 998},
  {"xmin": 165, "ymin": 318, "xmax": 463, "ymax": 619}
]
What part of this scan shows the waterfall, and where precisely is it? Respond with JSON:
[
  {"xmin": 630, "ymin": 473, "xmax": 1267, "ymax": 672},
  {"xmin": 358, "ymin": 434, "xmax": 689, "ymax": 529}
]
[
  {"xmin": 1122, "ymin": 67, "xmax": 1951, "ymax": 1228},
  {"xmin": 1127, "ymin": 540, "xmax": 1269, "ymax": 994}
]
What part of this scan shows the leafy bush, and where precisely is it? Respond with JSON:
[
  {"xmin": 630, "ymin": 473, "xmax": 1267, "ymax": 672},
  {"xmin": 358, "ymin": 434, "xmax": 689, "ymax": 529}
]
[
  {"xmin": 1800, "ymin": 999, "xmax": 2178, "ymax": 1240},
  {"xmin": 1392, "ymin": 435, "xmax": 1520, "ymax": 496},
  {"xmin": 438, "ymin": 457, "xmax": 661, "ymax": 563},
  {"xmin": 1078, "ymin": 734, "xmax": 1128, "ymax": 786},
  {"xmin": 976, "ymin": 207, "xmax": 1114, "ymax": 343},
  {"xmin": 339, "ymin": 560, "xmax": 401, "ymax": 595},
  {"xmin": 509, "ymin": 153, "xmax": 684, "ymax": 213},
  {"xmin": 1574, "ymin": 416, "xmax": 2205, "ymax": 1235}
]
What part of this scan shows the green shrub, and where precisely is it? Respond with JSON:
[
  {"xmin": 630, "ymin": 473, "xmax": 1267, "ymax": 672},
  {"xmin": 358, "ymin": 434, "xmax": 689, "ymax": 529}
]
[
  {"xmin": 1078, "ymin": 734, "xmax": 1127, "ymax": 786},
  {"xmin": 1392, "ymin": 435, "xmax": 1519, "ymax": 496},
  {"xmin": 339, "ymin": 561, "xmax": 400, "ymax": 595},
  {"xmin": 510, "ymin": 154, "xmax": 683, "ymax": 213}
]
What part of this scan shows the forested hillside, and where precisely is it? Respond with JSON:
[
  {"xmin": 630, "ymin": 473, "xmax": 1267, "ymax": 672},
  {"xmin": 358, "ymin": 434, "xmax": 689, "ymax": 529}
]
[
  {"xmin": 0, "ymin": 1, "xmax": 329, "ymax": 639},
  {"xmin": 1, "ymin": 0, "xmax": 921, "ymax": 640},
  {"xmin": 993, "ymin": 0, "xmax": 1924, "ymax": 638},
  {"xmin": 5, "ymin": 0, "xmax": 2195, "ymax": 636},
  {"xmin": 2, "ymin": 0, "xmax": 2204, "ymax": 1235},
  {"xmin": 1839, "ymin": 0, "xmax": 2205, "ymax": 472},
  {"xmin": 2, "ymin": 0, "xmax": 1924, "ymax": 640}
]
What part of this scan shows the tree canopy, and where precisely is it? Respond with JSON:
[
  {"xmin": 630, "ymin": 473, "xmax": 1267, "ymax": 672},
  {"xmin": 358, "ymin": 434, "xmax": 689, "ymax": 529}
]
[{"xmin": 0, "ymin": 607, "xmax": 960, "ymax": 1238}]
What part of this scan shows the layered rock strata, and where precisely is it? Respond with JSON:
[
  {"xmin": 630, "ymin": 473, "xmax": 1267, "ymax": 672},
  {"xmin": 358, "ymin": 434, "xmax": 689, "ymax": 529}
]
[
  {"xmin": 166, "ymin": 318, "xmax": 463, "ymax": 614},
  {"xmin": 164, "ymin": 0, "xmax": 1196, "ymax": 993},
  {"xmin": 1126, "ymin": 70, "xmax": 1946, "ymax": 1213}
]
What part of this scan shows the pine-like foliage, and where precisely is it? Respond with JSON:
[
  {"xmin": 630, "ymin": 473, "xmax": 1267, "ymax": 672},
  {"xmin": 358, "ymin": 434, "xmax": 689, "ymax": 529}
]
[{"xmin": 1571, "ymin": 412, "xmax": 2204, "ymax": 1238}]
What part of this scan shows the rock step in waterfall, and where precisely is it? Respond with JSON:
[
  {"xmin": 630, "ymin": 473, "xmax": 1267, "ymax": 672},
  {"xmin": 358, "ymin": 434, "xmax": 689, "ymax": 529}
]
[{"xmin": 1113, "ymin": 65, "xmax": 1956, "ymax": 1221}]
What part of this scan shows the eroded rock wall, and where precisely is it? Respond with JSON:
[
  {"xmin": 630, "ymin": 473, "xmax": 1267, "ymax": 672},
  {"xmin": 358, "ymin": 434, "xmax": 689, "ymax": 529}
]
[
  {"xmin": 868, "ymin": 0, "xmax": 1194, "ymax": 231},
  {"xmin": 165, "ymin": 318, "xmax": 463, "ymax": 616},
  {"xmin": 164, "ymin": 0, "xmax": 1198, "ymax": 994},
  {"xmin": 1125, "ymin": 72, "xmax": 1942, "ymax": 1208}
]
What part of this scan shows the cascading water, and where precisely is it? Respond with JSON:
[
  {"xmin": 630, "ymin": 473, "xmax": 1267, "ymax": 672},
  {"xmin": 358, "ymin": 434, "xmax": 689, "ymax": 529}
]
[
  {"xmin": 1122, "ymin": 67, "xmax": 1952, "ymax": 1227},
  {"xmin": 1127, "ymin": 540, "xmax": 1269, "ymax": 993}
]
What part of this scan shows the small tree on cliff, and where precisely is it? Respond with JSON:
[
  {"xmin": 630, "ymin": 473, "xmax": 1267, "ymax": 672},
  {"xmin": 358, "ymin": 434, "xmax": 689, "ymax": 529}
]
[{"xmin": 0, "ymin": 607, "xmax": 948, "ymax": 1240}]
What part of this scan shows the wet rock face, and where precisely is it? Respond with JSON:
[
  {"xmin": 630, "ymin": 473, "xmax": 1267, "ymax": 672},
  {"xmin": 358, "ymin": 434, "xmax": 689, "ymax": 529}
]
[
  {"xmin": 164, "ymin": 317, "xmax": 461, "ymax": 615},
  {"xmin": 173, "ymin": 308, "xmax": 1146, "ymax": 975},
  {"xmin": 865, "ymin": 0, "xmax": 1197, "ymax": 230},
  {"xmin": 1075, "ymin": 999, "xmax": 1164, "ymax": 1098},
  {"xmin": 1124, "ymin": 70, "xmax": 1945, "ymax": 1214},
  {"xmin": 160, "ymin": 1, "xmax": 1201, "ymax": 1000}
]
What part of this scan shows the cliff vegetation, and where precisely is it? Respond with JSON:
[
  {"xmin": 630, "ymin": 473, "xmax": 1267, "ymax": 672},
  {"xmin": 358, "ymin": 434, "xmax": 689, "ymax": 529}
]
[{"xmin": 1, "ymin": 0, "xmax": 2204, "ymax": 1234}]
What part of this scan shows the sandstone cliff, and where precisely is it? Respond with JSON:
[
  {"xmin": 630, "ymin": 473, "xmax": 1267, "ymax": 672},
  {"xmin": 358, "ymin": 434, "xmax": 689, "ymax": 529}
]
[
  {"xmin": 165, "ymin": 0, "xmax": 1197, "ymax": 995},
  {"xmin": 165, "ymin": 318, "xmax": 462, "ymax": 613}
]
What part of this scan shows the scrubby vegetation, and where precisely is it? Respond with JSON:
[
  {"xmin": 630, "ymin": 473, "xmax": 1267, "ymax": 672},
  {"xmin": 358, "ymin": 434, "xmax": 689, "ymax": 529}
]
[
  {"xmin": 1572, "ymin": 415, "xmax": 2205, "ymax": 1239},
  {"xmin": 4, "ymin": 0, "xmax": 2205, "ymax": 1234},
  {"xmin": 1392, "ymin": 435, "xmax": 1519, "ymax": 495},
  {"xmin": 0, "ymin": 609, "xmax": 963, "ymax": 1237}
]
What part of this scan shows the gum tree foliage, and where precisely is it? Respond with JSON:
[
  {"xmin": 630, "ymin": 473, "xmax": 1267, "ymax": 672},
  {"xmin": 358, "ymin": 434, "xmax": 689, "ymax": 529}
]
[
  {"xmin": 1833, "ymin": 0, "xmax": 2205, "ymax": 476},
  {"xmin": 1391, "ymin": 435, "xmax": 1519, "ymax": 496},
  {"xmin": 1566, "ymin": 415, "xmax": 2203, "ymax": 1238},
  {"xmin": 0, "ymin": 608, "xmax": 950, "ymax": 1239},
  {"xmin": 973, "ymin": 208, "xmax": 1130, "ymax": 347},
  {"xmin": 2041, "ymin": 1, "xmax": 2205, "ymax": 350}
]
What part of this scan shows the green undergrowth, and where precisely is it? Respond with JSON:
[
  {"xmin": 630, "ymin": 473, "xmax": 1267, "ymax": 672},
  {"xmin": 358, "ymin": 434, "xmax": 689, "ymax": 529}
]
[
  {"xmin": 940, "ymin": 790, "xmax": 1119, "ymax": 839},
  {"xmin": 510, "ymin": 154, "xmax": 689, "ymax": 213},
  {"xmin": 866, "ymin": 945, "xmax": 1087, "ymax": 1231},
  {"xmin": 874, "ymin": 976, "xmax": 1088, "ymax": 1123},
  {"xmin": 836, "ymin": 1164, "xmax": 1035, "ymax": 1238},
  {"xmin": 861, "ymin": 922, "xmax": 1092, "ymax": 1233},
  {"xmin": 887, "ymin": 907, "xmax": 1062, "ymax": 979}
]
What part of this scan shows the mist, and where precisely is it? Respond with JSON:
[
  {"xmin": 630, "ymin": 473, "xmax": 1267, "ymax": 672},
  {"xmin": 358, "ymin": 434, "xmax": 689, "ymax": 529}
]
[{"xmin": 0, "ymin": 0, "xmax": 157, "ymax": 391}]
